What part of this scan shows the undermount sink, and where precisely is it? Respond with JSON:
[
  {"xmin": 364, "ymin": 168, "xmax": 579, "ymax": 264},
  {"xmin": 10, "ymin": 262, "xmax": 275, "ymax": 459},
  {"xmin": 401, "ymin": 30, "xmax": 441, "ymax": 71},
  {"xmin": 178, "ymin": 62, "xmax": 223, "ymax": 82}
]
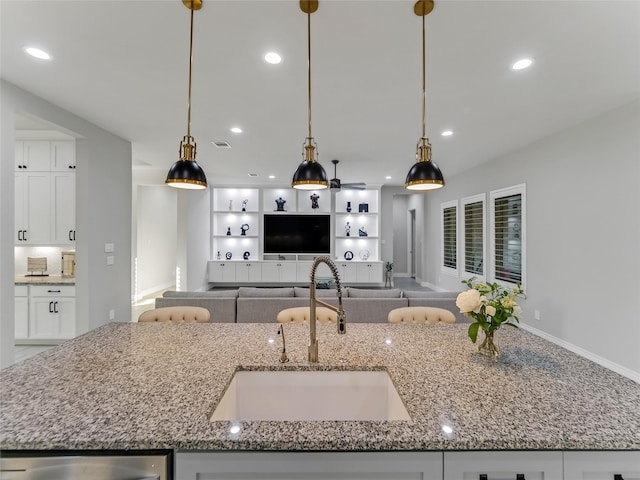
[{"xmin": 210, "ymin": 370, "xmax": 411, "ymax": 421}]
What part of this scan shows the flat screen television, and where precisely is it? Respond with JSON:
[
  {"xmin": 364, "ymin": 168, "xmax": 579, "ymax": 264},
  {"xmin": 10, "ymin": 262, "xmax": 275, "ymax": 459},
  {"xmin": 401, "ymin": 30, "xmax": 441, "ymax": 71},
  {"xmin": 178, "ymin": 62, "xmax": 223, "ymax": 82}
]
[{"xmin": 263, "ymin": 214, "xmax": 331, "ymax": 254}]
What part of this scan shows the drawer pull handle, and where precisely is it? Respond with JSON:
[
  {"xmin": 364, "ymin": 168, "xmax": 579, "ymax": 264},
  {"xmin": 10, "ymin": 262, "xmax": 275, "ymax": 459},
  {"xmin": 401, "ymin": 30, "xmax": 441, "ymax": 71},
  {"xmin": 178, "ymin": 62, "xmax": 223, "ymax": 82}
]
[
  {"xmin": 479, "ymin": 476, "xmax": 525, "ymax": 480},
  {"xmin": 48, "ymin": 290, "xmax": 61, "ymax": 293}
]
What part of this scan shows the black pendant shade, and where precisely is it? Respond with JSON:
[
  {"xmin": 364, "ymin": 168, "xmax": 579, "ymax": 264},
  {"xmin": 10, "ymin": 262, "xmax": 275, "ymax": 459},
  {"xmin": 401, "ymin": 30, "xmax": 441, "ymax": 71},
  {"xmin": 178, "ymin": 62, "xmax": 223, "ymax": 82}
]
[
  {"xmin": 166, "ymin": 159, "xmax": 208, "ymax": 189},
  {"xmin": 405, "ymin": 159, "xmax": 444, "ymax": 190},
  {"xmin": 291, "ymin": 159, "xmax": 329, "ymax": 190}
]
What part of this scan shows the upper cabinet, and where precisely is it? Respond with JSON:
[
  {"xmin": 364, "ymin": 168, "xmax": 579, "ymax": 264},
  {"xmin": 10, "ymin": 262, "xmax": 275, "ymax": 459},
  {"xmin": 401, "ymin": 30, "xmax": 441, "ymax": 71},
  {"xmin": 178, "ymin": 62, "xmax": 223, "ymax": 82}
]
[{"xmin": 15, "ymin": 140, "xmax": 76, "ymax": 246}]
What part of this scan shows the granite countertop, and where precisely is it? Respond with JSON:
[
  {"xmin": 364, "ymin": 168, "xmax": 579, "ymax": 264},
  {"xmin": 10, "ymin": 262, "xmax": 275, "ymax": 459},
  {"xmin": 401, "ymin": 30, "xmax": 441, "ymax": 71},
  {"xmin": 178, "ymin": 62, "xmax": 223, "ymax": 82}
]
[
  {"xmin": 1, "ymin": 322, "xmax": 639, "ymax": 452},
  {"xmin": 15, "ymin": 275, "xmax": 75, "ymax": 285}
]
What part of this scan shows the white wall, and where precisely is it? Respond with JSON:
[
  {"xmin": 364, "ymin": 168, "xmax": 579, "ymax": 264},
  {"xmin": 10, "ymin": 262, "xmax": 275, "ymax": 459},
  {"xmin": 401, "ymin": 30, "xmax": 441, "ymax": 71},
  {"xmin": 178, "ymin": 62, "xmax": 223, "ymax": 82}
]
[
  {"xmin": 422, "ymin": 100, "xmax": 640, "ymax": 377},
  {"xmin": 135, "ymin": 185, "xmax": 177, "ymax": 298},
  {"xmin": 177, "ymin": 188, "xmax": 211, "ymax": 292},
  {"xmin": 1, "ymin": 80, "xmax": 132, "ymax": 368}
]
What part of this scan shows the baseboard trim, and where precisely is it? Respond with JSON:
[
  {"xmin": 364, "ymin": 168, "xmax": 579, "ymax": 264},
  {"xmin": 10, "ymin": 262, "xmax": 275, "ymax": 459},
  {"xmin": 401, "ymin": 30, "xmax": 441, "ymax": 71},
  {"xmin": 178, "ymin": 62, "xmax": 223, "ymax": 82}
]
[{"xmin": 520, "ymin": 322, "xmax": 640, "ymax": 384}]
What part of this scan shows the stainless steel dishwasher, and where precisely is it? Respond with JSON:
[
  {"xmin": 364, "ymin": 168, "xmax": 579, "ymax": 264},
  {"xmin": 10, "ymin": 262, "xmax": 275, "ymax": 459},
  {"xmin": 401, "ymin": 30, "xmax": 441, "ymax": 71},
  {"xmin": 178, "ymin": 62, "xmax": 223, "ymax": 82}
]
[{"xmin": 0, "ymin": 450, "xmax": 172, "ymax": 480}]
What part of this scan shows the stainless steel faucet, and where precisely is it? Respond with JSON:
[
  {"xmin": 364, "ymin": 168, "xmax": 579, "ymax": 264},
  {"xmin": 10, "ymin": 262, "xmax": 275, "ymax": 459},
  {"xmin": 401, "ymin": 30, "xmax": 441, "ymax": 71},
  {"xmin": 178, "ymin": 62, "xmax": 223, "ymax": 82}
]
[{"xmin": 308, "ymin": 256, "xmax": 346, "ymax": 362}]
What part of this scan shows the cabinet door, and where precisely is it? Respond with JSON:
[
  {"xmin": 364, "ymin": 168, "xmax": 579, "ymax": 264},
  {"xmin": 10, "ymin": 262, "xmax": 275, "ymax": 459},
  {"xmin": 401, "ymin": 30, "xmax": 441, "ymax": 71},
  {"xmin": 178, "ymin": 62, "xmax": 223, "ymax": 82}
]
[
  {"xmin": 444, "ymin": 451, "xmax": 563, "ymax": 480},
  {"xmin": 337, "ymin": 262, "xmax": 358, "ymax": 284},
  {"xmin": 29, "ymin": 297, "xmax": 75, "ymax": 339},
  {"xmin": 209, "ymin": 262, "xmax": 235, "ymax": 283},
  {"xmin": 564, "ymin": 451, "xmax": 640, "ymax": 480},
  {"xmin": 51, "ymin": 172, "xmax": 75, "ymax": 244},
  {"xmin": 261, "ymin": 263, "xmax": 280, "ymax": 282},
  {"xmin": 23, "ymin": 140, "xmax": 52, "ymax": 171},
  {"xmin": 236, "ymin": 263, "xmax": 261, "ymax": 283},
  {"xmin": 15, "ymin": 172, "xmax": 26, "ymax": 243},
  {"xmin": 14, "ymin": 140, "xmax": 24, "ymax": 170},
  {"xmin": 177, "ymin": 451, "xmax": 443, "ymax": 480},
  {"xmin": 356, "ymin": 262, "xmax": 383, "ymax": 283},
  {"xmin": 21, "ymin": 171, "xmax": 52, "ymax": 244},
  {"xmin": 15, "ymin": 296, "xmax": 29, "ymax": 339},
  {"xmin": 279, "ymin": 262, "xmax": 298, "ymax": 282},
  {"xmin": 50, "ymin": 141, "xmax": 76, "ymax": 170}
]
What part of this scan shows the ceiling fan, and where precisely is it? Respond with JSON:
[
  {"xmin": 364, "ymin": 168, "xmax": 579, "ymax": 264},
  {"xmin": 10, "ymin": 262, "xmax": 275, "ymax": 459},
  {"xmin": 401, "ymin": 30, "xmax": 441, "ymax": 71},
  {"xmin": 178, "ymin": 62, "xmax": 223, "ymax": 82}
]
[{"xmin": 329, "ymin": 159, "xmax": 366, "ymax": 191}]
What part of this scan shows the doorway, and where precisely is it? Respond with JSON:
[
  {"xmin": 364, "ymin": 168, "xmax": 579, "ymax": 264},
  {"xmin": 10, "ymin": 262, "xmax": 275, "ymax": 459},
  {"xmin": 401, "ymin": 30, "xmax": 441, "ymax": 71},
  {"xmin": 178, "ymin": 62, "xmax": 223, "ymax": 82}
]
[{"xmin": 408, "ymin": 209, "xmax": 416, "ymax": 278}]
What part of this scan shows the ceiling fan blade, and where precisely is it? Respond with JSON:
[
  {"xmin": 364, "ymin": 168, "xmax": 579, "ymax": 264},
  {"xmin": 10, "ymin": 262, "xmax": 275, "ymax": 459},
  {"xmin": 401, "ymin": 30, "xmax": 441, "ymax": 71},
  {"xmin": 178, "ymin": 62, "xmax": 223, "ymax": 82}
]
[{"xmin": 342, "ymin": 182, "xmax": 366, "ymax": 190}]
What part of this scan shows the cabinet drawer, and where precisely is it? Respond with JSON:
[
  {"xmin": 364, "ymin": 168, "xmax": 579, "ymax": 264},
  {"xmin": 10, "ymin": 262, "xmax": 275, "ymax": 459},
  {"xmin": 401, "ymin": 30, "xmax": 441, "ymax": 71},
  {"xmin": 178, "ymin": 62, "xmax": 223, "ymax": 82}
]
[
  {"xmin": 30, "ymin": 285, "xmax": 75, "ymax": 297},
  {"xmin": 15, "ymin": 285, "xmax": 29, "ymax": 296}
]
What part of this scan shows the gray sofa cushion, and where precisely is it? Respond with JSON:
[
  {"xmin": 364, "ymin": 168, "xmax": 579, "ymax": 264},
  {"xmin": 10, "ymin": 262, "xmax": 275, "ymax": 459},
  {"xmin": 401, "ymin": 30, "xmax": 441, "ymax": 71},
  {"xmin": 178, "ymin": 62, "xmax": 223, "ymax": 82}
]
[
  {"xmin": 163, "ymin": 290, "xmax": 238, "ymax": 298},
  {"xmin": 342, "ymin": 298, "xmax": 408, "ymax": 322},
  {"xmin": 238, "ymin": 287, "xmax": 294, "ymax": 297},
  {"xmin": 155, "ymin": 297, "xmax": 237, "ymax": 323},
  {"xmin": 294, "ymin": 287, "xmax": 341, "ymax": 298},
  {"xmin": 402, "ymin": 290, "xmax": 461, "ymax": 298},
  {"xmin": 347, "ymin": 288, "xmax": 402, "ymax": 298},
  {"xmin": 236, "ymin": 297, "xmax": 329, "ymax": 323}
]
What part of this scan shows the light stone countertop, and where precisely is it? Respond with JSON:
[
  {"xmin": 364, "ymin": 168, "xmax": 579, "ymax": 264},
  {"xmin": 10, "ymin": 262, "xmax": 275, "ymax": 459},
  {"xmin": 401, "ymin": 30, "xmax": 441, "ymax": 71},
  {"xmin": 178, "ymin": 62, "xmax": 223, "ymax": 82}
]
[
  {"xmin": 1, "ymin": 322, "xmax": 639, "ymax": 451},
  {"xmin": 15, "ymin": 275, "xmax": 75, "ymax": 285}
]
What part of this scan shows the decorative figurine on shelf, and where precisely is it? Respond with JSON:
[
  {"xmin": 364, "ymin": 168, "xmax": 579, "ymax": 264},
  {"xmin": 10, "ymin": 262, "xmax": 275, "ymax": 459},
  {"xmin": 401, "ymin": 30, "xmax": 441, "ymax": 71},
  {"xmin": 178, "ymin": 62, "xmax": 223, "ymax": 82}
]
[
  {"xmin": 226, "ymin": 227, "xmax": 231, "ymax": 236},
  {"xmin": 216, "ymin": 251, "xmax": 221, "ymax": 260},
  {"xmin": 242, "ymin": 199, "xmax": 248, "ymax": 212},
  {"xmin": 243, "ymin": 251, "xmax": 250, "ymax": 260},
  {"xmin": 225, "ymin": 251, "xmax": 232, "ymax": 260},
  {"xmin": 275, "ymin": 197, "xmax": 286, "ymax": 212},
  {"xmin": 359, "ymin": 226, "xmax": 368, "ymax": 237},
  {"xmin": 346, "ymin": 201, "xmax": 352, "ymax": 213},
  {"xmin": 310, "ymin": 193, "xmax": 320, "ymax": 209},
  {"xmin": 228, "ymin": 200, "xmax": 233, "ymax": 211},
  {"xmin": 240, "ymin": 224, "xmax": 250, "ymax": 236},
  {"xmin": 345, "ymin": 221, "xmax": 351, "ymax": 237},
  {"xmin": 358, "ymin": 203, "xmax": 369, "ymax": 213}
]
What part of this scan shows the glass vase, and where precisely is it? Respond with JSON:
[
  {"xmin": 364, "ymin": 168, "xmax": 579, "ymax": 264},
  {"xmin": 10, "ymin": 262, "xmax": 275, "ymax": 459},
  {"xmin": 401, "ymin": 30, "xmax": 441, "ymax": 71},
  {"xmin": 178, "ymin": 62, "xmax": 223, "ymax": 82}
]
[{"xmin": 478, "ymin": 330, "xmax": 500, "ymax": 360}]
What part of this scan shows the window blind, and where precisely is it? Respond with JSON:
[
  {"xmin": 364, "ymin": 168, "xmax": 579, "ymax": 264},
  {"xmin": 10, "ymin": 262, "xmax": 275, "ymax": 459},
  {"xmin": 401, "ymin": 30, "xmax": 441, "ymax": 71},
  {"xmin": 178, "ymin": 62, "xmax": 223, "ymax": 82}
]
[
  {"xmin": 443, "ymin": 206, "xmax": 457, "ymax": 269},
  {"xmin": 464, "ymin": 201, "xmax": 483, "ymax": 275},
  {"xmin": 494, "ymin": 193, "xmax": 522, "ymax": 283}
]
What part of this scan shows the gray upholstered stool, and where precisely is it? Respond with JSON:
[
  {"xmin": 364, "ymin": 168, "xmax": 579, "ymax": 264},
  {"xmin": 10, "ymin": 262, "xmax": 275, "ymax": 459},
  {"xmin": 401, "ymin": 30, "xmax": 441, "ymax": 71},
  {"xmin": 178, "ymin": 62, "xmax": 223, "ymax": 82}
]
[
  {"xmin": 276, "ymin": 306, "xmax": 337, "ymax": 324},
  {"xmin": 138, "ymin": 306, "xmax": 211, "ymax": 323},
  {"xmin": 387, "ymin": 306, "xmax": 455, "ymax": 324}
]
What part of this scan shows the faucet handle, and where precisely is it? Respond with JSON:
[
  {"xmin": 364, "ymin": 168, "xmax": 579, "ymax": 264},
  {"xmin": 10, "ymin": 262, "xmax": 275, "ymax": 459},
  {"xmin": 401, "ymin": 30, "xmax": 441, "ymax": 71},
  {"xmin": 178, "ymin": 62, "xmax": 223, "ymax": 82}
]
[
  {"xmin": 337, "ymin": 309, "xmax": 346, "ymax": 334},
  {"xmin": 277, "ymin": 325, "xmax": 289, "ymax": 363}
]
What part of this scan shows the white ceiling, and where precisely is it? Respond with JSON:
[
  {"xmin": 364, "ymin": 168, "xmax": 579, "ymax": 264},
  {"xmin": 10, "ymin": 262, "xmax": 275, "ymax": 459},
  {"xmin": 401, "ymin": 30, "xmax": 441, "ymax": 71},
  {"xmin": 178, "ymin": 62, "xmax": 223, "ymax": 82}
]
[{"xmin": 2, "ymin": 0, "xmax": 639, "ymax": 187}]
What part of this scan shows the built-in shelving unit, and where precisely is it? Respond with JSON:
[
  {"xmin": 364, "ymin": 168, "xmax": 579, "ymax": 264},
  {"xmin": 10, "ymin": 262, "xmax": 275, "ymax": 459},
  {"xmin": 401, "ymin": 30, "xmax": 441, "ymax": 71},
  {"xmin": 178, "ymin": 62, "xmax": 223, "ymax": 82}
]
[{"xmin": 209, "ymin": 186, "xmax": 382, "ymax": 285}]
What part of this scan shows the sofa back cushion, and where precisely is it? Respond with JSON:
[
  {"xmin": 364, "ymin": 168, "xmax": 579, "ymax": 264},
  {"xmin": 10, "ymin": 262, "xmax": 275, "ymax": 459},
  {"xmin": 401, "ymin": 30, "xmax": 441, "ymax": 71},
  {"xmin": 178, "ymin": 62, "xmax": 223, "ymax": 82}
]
[
  {"xmin": 294, "ymin": 287, "xmax": 340, "ymax": 298},
  {"xmin": 163, "ymin": 290, "xmax": 239, "ymax": 298},
  {"xmin": 402, "ymin": 290, "xmax": 460, "ymax": 299},
  {"xmin": 238, "ymin": 287, "xmax": 295, "ymax": 297},
  {"xmin": 347, "ymin": 288, "xmax": 402, "ymax": 298}
]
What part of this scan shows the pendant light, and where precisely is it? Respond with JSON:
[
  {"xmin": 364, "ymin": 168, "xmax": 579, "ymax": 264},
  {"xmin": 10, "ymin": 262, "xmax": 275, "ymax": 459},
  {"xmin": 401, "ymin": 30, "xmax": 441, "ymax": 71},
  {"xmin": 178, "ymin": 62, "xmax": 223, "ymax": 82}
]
[
  {"xmin": 166, "ymin": 0, "xmax": 208, "ymax": 190},
  {"xmin": 291, "ymin": 0, "xmax": 328, "ymax": 190},
  {"xmin": 405, "ymin": 0, "xmax": 444, "ymax": 191}
]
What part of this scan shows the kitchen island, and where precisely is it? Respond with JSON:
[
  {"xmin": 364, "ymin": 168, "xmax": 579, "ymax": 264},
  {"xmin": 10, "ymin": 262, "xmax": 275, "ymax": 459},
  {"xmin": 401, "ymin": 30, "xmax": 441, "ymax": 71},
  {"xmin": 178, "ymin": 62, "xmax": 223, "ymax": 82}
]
[{"xmin": 1, "ymin": 322, "xmax": 639, "ymax": 472}]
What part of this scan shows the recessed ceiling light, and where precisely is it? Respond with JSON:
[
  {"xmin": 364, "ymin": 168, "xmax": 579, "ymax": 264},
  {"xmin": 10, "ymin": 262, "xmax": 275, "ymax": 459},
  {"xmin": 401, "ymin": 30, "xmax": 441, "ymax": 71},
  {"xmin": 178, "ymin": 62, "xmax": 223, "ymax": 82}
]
[
  {"xmin": 264, "ymin": 52, "xmax": 282, "ymax": 64},
  {"xmin": 24, "ymin": 46, "xmax": 51, "ymax": 60},
  {"xmin": 511, "ymin": 58, "xmax": 533, "ymax": 70},
  {"xmin": 268, "ymin": 175, "xmax": 276, "ymax": 179},
  {"xmin": 230, "ymin": 127, "xmax": 242, "ymax": 134},
  {"xmin": 441, "ymin": 130, "xmax": 453, "ymax": 137},
  {"xmin": 385, "ymin": 176, "xmax": 392, "ymax": 180}
]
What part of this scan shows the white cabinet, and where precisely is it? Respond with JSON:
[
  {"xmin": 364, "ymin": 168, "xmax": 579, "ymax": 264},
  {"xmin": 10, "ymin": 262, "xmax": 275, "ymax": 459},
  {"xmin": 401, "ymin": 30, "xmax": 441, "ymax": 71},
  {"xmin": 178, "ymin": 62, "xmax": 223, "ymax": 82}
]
[
  {"xmin": 14, "ymin": 139, "xmax": 76, "ymax": 246},
  {"xmin": 564, "ymin": 451, "xmax": 640, "ymax": 480},
  {"xmin": 28, "ymin": 285, "xmax": 76, "ymax": 340},
  {"xmin": 357, "ymin": 262, "xmax": 383, "ymax": 283},
  {"xmin": 444, "ymin": 451, "xmax": 563, "ymax": 480},
  {"xmin": 262, "ymin": 261, "xmax": 298, "ymax": 283},
  {"xmin": 177, "ymin": 452, "xmax": 443, "ymax": 480},
  {"xmin": 50, "ymin": 141, "xmax": 76, "ymax": 170},
  {"xmin": 335, "ymin": 261, "xmax": 358, "ymax": 283},
  {"xmin": 14, "ymin": 286, "xmax": 29, "ymax": 339},
  {"xmin": 235, "ymin": 262, "xmax": 262, "ymax": 283},
  {"xmin": 15, "ymin": 171, "xmax": 51, "ymax": 244},
  {"xmin": 209, "ymin": 262, "xmax": 236, "ymax": 283}
]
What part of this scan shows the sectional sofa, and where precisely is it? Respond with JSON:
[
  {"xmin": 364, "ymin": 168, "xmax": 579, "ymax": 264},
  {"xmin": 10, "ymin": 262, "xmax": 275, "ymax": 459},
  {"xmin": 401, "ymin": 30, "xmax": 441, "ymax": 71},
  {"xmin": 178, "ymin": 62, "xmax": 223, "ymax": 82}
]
[{"xmin": 154, "ymin": 287, "xmax": 469, "ymax": 324}]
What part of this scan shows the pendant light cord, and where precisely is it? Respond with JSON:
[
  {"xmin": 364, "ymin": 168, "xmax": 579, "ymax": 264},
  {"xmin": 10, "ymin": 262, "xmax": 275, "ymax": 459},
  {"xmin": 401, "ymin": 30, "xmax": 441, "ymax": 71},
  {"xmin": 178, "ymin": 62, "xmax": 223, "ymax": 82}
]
[
  {"xmin": 307, "ymin": 11, "xmax": 312, "ymax": 141},
  {"xmin": 187, "ymin": 1, "xmax": 195, "ymax": 139},
  {"xmin": 421, "ymin": 11, "xmax": 426, "ymax": 139}
]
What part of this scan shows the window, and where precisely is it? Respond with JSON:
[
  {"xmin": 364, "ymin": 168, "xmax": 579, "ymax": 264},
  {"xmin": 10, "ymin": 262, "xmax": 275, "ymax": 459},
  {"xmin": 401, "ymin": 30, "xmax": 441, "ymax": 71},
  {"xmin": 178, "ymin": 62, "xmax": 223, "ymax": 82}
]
[
  {"xmin": 462, "ymin": 194, "xmax": 485, "ymax": 279},
  {"xmin": 490, "ymin": 184, "xmax": 526, "ymax": 288},
  {"xmin": 441, "ymin": 200, "xmax": 457, "ymax": 274}
]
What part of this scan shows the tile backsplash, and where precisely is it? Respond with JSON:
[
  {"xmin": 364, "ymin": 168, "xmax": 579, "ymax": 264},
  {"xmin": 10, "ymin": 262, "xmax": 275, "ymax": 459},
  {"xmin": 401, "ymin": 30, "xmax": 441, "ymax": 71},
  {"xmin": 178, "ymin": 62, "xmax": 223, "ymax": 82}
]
[{"xmin": 15, "ymin": 246, "xmax": 64, "ymax": 275}]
